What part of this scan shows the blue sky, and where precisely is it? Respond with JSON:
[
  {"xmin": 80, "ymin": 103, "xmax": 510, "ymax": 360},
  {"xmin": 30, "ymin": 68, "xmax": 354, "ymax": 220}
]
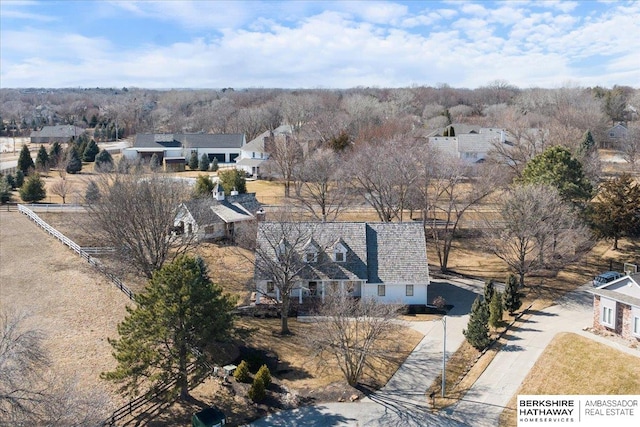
[{"xmin": 1, "ymin": 1, "xmax": 638, "ymax": 89}]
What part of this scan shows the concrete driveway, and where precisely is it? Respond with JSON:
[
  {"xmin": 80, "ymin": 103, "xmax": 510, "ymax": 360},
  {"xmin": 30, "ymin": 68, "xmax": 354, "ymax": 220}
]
[{"xmin": 248, "ymin": 278, "xmax": 484, "ymax": 426}]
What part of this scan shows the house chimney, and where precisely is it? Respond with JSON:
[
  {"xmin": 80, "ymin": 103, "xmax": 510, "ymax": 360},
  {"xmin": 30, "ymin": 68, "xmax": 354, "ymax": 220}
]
[{"xmin": 256, "ymin": 208, "xmax": 266, "ymax": 222}]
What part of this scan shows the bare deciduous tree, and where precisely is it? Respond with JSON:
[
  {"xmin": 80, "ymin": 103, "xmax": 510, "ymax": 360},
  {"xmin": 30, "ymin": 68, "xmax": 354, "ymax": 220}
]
[
  {"xmin": 264, "ymin": 134, "xmax": 304, "ymax": 198},
  {"xmin": 620, "ymin": 125, "xmax": 640, "ymax": 168},
  {"xmin": 0, "ymin": 310, "xmax": 111, "ymax": 425},
  {"xmin": 49, "ymin": 170, "xmax": 74, "ymax": 204},
  {"xmin": 87, "ymin": 174, "xmax": 193, "ymax": 279},
  {"xmin": 483, "ymin": 184, "xmax": 591, "ymax": 287},
  {"xmin": 308, "ymin": 293, "xmax": 402, "ymax": 386},
  {"xmin": 292, "ymin": 149, "xmax": 353, "ymax": 222}
]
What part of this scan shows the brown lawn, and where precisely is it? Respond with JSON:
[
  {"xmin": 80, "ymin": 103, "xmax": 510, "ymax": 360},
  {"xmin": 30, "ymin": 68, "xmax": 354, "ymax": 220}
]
[{"xmin": 499, "ymin": 332, "xmax": 640, "ymax": 427}]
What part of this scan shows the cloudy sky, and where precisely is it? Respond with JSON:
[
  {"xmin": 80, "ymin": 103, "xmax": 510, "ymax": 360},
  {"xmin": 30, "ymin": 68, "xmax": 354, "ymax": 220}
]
[{"xmin": 1, "ymin": 0, "xmax": 638, "ymax": 89}]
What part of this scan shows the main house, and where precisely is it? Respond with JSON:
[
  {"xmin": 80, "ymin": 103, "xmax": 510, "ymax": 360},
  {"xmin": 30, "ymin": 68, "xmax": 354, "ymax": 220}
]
[
  {"xmin": 590, "ymin": 273, "xmax": 640, "ymax": 343},
  {"xmin": 123, "ymin": 133, "xmax": 246, "ymax": 171},
  {"xmin": 174, "ymin": 183, "xmax": 262, "ymax": 241},
  {"xmin": 254, "ymin": 222, "xmax": 430, "ymax": 306}
]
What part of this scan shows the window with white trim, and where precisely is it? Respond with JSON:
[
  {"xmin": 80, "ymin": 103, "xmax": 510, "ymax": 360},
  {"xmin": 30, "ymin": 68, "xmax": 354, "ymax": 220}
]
[
  {"xmin": 333, "ymin": 242, "xmax": 347, "ymax": 263},
  {"xmin": 600, "ymin": 298, "xmax": 616, "ymax": 328},
  {"xmin": 406, "ymin": 285, "xmax": 414, "ymax": 297},
  {"xmin": 633, "ymin": 316, "xmax": 640, "ymax": 337},
  {"xmin": 377, "ymin": 285, "xmax": 385, "ymax": 297},
  {"xmin": 304, "ymin": 250, "xmax": 318, "ymax": 263},
  {"xmin": 266, "ymin": 281, "xmax": 275, "ymax": 293}
]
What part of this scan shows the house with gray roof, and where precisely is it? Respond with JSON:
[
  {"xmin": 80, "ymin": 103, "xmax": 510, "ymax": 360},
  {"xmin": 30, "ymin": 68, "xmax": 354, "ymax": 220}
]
[
  {"xmin": 173, "ymin": 182, "xmax": 262, "ymax": 241},
  {"xmin": 428, "ymin": 124, "xmax": 508, "ymax": 163},
  {"xmin": 123, "ymin": 133, "xmax": 246, "ymax": 169},
  {"xmin": 235, "ymin": 125, "xmax": 293, "ymax": 177},
  {"xmin": 30, "ymin": 125, "xmax": 86, "ymax": 144},
  {"xmin": 590, "ymin": 272, "xmax": 640, "ymax": 343},
  {"xmin": 254, "ymin": 221, "xmax": 430, "ymax": 306}
]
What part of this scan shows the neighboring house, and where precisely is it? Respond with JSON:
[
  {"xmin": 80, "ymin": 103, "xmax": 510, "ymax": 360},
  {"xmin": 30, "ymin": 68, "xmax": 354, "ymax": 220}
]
[
  {"xmin": 605, "ymin": 123, "xmax": 628, "ymax": 146},
  {"xmin": 235, "ymin": 125, "xmax": 293, "ymax": 177},
  {"xmin": 30, "ymin": 125, "xmax": 86, "ymax": 144},
  {"xmin": 590, "ymin": 273, "xmax": 640, "ymax": 343},
  {"xmin": 254, "ymin": 222, "xmax": 430, "ymax": 306},
  {"xmin": 428, "ymin": 124, "xmax": 509, "ymax": 163},
  {"xmin": 123, "ymin": 133, "xmax": 246, "ymax": 170},
  {"xmin": 174, "ymin": 183, "xmax": 262, "ymax": 241}
]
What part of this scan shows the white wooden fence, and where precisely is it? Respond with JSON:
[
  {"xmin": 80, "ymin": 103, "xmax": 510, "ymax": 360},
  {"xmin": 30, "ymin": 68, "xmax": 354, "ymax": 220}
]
[{"xmin": 17, "ymin": 204, "xmax": 134, "ymax": 300}]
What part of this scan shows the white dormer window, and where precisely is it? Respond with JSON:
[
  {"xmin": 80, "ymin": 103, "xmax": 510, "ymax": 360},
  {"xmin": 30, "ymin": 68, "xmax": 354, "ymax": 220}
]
[
  {"xmin": 303, "ymin": 238, "xmax": 318, "ymax": 263},
  {"xmin": 333, "ymin": 242, "xmax": 347, "ymax": 263}
]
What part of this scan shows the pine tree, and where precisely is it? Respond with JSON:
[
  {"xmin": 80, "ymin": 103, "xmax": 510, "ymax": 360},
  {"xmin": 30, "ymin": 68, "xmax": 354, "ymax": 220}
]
[
  {"xmin": 503, "ymin": 274, "xmax": 522, "ymax": 315},
  {"xmin": 579, "ymin": 130, "xmax": 596, "ymax": 155},
  {"xmin": 35, "ymin": 145, "xmax": 49, "ymax": 172},
  {"xmin": 95, "ymin": 149, "xmax": 114, "ymax": 173},
  {"xmin": 17, "ymin": 144, "xmax": 34, "ymax": 175},
  {"xmin": 483, "ymin": 279, "xmax": 495, "ymax": 303},
  {"xmin": 199, "ymin": 154, "xmax": 210, "ymax": 171},
  {"xmin": 210, "ymin": 157, "xmax": 219, "ymax": 172},
  {"xmin": 489, "ymin": 291, "xmax": 503, "ymax": 328},
  {"xmin": 85, "ymin": 180, "xmax": 100, "ymax": 204},
  {"xmin": 463, "ymin": 296, "xmax": 490, "ymax": 350},
  {"xmin": 234, "ymin": 360, "xmax": 250, "ymax": 383},
  {"xmin": 101, "ymin": 255, "xmax": 236, "ymax": 399},
  {"xmin": 65, "ymin": 147, "xmax": 82, "ymax": 174},
  {"xmin": 255, "ymin": 364, "xmax": 272, "ymax": 388},
  {"xmin": 149, "ymin": 153, "xmax": 161, "ymax": 172},
  {"xmin": 49, "ymin": 142, "xmax": 62, "ymax": 168},
  {"xmin": 193, "ymin": 175, "xmax": 215, "ymax": 198},
  {"xmin": 19, "ymin": 174, "xmax": 46, "ymax": 202},
  {"xmin": 0, "ymin": 176, "xmax": 12, "ymax": 204},
  {"xmin": 82, "ymin": 139, "xmax": 100, "ymax": 162},
  {"xmin": 15, "ymin": 170, "xmax": 24, "ymax": 188},
  {"xmin": 218, "ymin": 169, "xmax": 246, "ymax": 194},
  {"xmin": 248, "ymin": 377, "xmax": 266, "ymax": 402},
  {"xmin": 4, "ymin": 173, "xmax": 15, "ymax": 189},
  {"xmin": 188, "ymin": 152, "xmax": 199, "ymax": 170}
]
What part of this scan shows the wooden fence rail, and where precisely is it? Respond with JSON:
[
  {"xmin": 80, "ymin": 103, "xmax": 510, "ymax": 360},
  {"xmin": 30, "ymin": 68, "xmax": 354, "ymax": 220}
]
[{"xmin": 17, "ymin": 204, "xmax": 135, "ymax": 301}]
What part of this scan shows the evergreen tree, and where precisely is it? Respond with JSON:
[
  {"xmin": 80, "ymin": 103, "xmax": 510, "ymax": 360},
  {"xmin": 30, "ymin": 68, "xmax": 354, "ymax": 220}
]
[
  {"xmin": 85, "ymin": 180, "xmax": 100, "ymax": 204},
  {"xmin": 65, "ymin": 147, "xmax": 82, "ymax": 174},
  {"xmin": 579, "ymin": 130, "xmax": 596, "ymax": 155},
  {"xmin": 188, "ymin": 152, "xmax": 199, "ymax": 170},
  {"xmin": 520, "ymin": 146, "xmax": 593, "ymax": 203},
  {"xmin": 17, "ymin": 144, "xmax": 34, "ymax": 175},
  {"xmin": 199, "ymin": 154, "xmax": 210, "ymax": 171},
  {"xmin": 248, "ymin": 377, "xmax": 266, "ymax": 402},
  {"xmin": 49, "ymin": 142, "xmax": 62, "ymax": 168},
  {"xmin": 210, "ymin": 157, "xmax": 219, "ymax": 172},
  {"xmin": 4, "ymin": 173, "xmax": 15, "ymax": 189},
  {"xmin": 255, "ymin": 364, "xmax": 272, "ymax": 388},
  {"xmin": 0, "ymin": 176, "xmax": 12, "ymax": 204},
  {"xmin": 95, "ymin": 149, "xmax": 114, "ymax": 173},
  {"xmin": 503, "ymin": 274, "xmax": 522, "ymax": 315},
  {"xmin": 329, "ymin": 130, "xmax": 350, "ymax": 152},
  {"xmin": 19, "ymin": 174, "xmax": 46, "ymax": 203},
  {"xmin": 590, "ymin": 174, "xmax": 640, "ymax": 250},
  {"xmin": 489, "ymin": 291, "xmax": 503, "ymax": 328},
  {"xmin": 102, "ymin": 255, "xmax": 236, "ymax": 399},
  {"xmin": 483, "ymin": 279, "xmax": 495, "ymax": 303},
  {"xmin": 90, "ymin": 114, "xmax": 98, "ymax": 128},
  {"xmin": 234, "ymin": 360, "xmax": 251, "ymax": 383},
  {"xmin": 193, "ymin": 174, "xmax": 215, "ymax": 198},
  {"xmin": 463, "ymin": 296, "xmax": 490, "ymax": 350},
  {"xmin": 82, "ymin": 139, "xmax": 100, "ymax": 162},
  {"xmin": 218, "ymin": 169, "xmax": 247, "ymax": 194},
  {"xmin": 15, "ymin": 170, "xmax": 24, "ymax": 188},
  {"xmin": 149, "ymin": 153, "xmax": 161, "ymax": 172},
  {"xmin": 35, "ymin": 145, "xmax": 49, "ymax": 172}
]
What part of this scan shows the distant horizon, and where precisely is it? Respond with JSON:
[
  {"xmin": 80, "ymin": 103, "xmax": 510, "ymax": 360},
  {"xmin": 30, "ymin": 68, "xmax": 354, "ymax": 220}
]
[{"xmin": 2, "ymin": 1, "xmax": 639, "ymax": 90}]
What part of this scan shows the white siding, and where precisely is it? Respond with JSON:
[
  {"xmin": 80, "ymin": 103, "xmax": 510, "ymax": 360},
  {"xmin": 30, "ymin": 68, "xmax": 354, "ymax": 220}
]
[{"xmin": 362, "ymin": 283, "xmax": 428, "ymax": 305}]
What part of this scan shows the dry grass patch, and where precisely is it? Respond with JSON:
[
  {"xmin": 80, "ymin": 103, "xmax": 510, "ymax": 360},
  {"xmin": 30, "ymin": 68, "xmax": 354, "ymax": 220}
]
[{"xmin": 499, "ymin": 332, "xmax": 640, "ymax": 427}]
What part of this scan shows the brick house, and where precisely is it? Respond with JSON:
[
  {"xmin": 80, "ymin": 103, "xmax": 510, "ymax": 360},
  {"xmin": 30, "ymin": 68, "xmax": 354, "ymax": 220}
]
[{"xmin": 590, "ymin": 273, "xmax": 640, "ymax": 343}]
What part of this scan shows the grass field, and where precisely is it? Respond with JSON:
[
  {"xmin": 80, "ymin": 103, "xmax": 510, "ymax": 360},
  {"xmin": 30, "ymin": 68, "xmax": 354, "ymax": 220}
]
[{"xmin": 499, "ymin": 332, "xmax": 640, "ymax": 427}]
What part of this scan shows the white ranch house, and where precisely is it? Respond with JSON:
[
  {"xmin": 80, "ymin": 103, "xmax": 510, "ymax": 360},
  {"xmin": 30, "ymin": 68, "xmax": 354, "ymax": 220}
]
[{"xmin": 590, "ymin": 273, "xmax": 640, "ymax": 343}]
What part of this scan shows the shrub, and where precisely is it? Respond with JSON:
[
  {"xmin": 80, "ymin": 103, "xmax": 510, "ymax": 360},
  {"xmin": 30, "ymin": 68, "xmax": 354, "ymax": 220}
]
[
  {"xmin": 489, "ymin": 291, "xmax": 503, "ymax": 328},
  {"xmin": 19, "ymin": 174, "xmax": 46, "ymax": 203},
  {"xmin": 95, "ymin": 149, "xmax": 114, "ymax": 172},
  {"xmin": 255, "ymin": 364, "xmax": 271, "ymax": 388},
  {"xmin": 432, "ymin": 296, "xmax": 446, "ymax": 310},
  {"xmin": 463, "ymin": 296, "xmax": 490, "ymax": 350},
  {"xmin": 234, "ymin": 360, "xmax": 250, "ymax": 383},
  {"xmin": 248, "ymin": 377, "xmax": 266, "ymax": 402}
]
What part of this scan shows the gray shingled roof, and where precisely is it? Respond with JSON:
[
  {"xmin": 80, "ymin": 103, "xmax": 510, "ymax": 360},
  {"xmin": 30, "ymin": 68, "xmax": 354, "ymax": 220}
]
[
  {"xmin": 182, "ymin": 193, "xmax": 261, "ymax": 226},
  {"xmin": 244, "ymin": 125, "xmax": 293, "ymax": 152},
  {"xmin": 134, "ymin": 133, "xmax": 244, "ymax": 149},
  {"xmin": 255, "ymin": 222, "xmax": 429, "ymax": 284},
  {"xmin": 30, "ymin": 125, "xmax": 85, "ymax": 138},
  {"xmin": 589, "ymin": 273, "xmax": 640, "ymax": 308}
]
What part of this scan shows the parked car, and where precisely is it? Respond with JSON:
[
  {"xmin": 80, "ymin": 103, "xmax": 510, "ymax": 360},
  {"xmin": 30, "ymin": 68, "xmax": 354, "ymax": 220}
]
[{"xmin": 592, "ymin": 271, "xmax": 624, "ymax": 287}]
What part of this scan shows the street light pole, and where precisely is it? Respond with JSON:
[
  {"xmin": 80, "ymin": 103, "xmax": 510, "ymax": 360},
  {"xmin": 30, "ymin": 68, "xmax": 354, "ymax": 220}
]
[{"xmin": 442, "ymin": 315, "xmax": 447, "ymax": 398}]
